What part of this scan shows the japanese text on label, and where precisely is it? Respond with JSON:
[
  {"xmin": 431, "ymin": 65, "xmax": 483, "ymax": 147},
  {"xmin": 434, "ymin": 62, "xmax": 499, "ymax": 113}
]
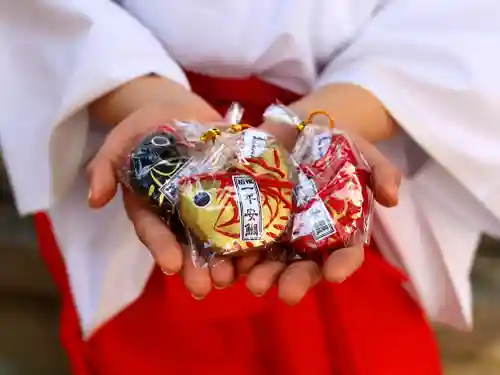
[
  {"xmin": 312, "ymin": 133, "xmax": 332, "ymax": 161},
  {"xmin": 307, "ymin": 200, "xmax": 336, "ymax": 241},
  {"xmin": 242, "ymin": 130, "xmax": 269, "ymax": 158},
  {"xmin": 294, "ymin": 173, "xmax": 318, "ymax": 207},
  {"xmin": 159, "ymin": 158, "xmax": 193, "ymax": 204},
  {"xmin": 233, "ymin": 175, "xmax": 263, "ymax": 241}
]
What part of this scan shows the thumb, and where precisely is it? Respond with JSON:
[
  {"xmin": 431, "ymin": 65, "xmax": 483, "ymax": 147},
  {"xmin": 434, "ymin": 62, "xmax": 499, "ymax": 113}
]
[
  {"xmin": 85, "ymin": 105, "xmax": 165, "ymax": 209},
  {"xmin": 86, "ymin": 151, "xmax": 119, "ymax": 209},
  {"xmin": 86, "ymin": 120, "xmax": 137, "ymax": 209},
  {"xmin": 258, "ymin": 121, "xmax": 298, "ymax": 152},
  {"xmin": 353, "ymin": 136, "xmax": 401, "ymax": 207}
]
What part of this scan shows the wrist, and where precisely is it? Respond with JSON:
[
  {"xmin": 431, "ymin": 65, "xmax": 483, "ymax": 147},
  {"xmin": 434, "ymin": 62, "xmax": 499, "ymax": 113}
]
[
  {"xmin": 289, "ymin": 83, "xmax": 399, "ymax": 143},
  {"xmin": 259, "ymin": 121, "xmax": 299, "ymax": 152},
  {"xmin": 89, "ymin": 74, "xmax": 189, "ymax": 126}
]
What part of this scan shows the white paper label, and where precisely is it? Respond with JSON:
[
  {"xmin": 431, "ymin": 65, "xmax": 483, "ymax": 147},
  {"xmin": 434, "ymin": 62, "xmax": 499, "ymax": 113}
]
[
  {"xmin": 294, "ymin": 173, "xmax": 317, "ymax": 207},
  {"xmin": 241, "ymin": 130, "xmax": 269, "ymax": 158},
  {"xmin": 233, "ymin": 175, "xmax": 263, "ymax": 241},
  {"xmin": 291, "ymin": 200, "xmax": 336, "ymax": 241},
  {"xmin": 312, "ymin": 132, "xmax": 332, "ymax": 161},
  {"xmin": 291, "ymin": 211, "xmax": 312, "ymax": 240},
  {"xmin": 307, "ymin": 200, "xmax": 336, "ymax": 241},
  {"xmin": 159, "ymin": 157, "xmax": 193, "ymax": 204}
]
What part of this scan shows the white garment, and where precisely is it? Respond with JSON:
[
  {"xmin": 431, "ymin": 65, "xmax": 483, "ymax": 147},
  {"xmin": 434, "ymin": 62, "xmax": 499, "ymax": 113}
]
[{"xmin": 1, "ymin": 0, "xmax": 500, "ymax": 337}]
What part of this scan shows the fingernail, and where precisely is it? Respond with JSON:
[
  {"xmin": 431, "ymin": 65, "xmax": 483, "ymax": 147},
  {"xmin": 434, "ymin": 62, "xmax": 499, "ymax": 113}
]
[
  {"xmin": 252, "ymin": 290, "xmax": 265, "ymax": 297},
  {"xmin": 161, "ymin": 268, "xmax": 175, "ymax": 276},
  {"xmin": 389, "ymin": 185, "xmax": 400, "ymax": 204},
  {"xmin": 191, "ymin": 294, "xmax": 205, "ymax": 301},
  {"xmin": 391, "ymin": 184, "xmax": 399, "ymax": 195},
  {"xmin": 331, "ymin": 276, "xmax": 347, "ymax": 284},
  {"xmin": 214, "ymin": 284, "xmax": 228, "ymax": 290},
  {"xmin": 87, "ymin": 188, "xmax": 93, "ymax": 201},
  {"xmin": 325, "ymin": 272, "xmax": 346, "ymax": 283}
]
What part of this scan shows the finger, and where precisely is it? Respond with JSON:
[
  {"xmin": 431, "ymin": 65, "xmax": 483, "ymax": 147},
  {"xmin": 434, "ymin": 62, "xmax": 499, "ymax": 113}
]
[
  {"xmin": 372, "ymin": 162, "xmax": 401, "ymax": 207},
  {"xmin": 353, "ymin": 136, "xmax": 401, "ymax": 207},
  {"xmin": 86, "ymin": 156, "xmax": 118, "ymax": 208},
  {"xmin": 87, "ymin": 106, "xmax": 171, "ymax": 208},
  {"xmin": 235, "ymin": 252, "xmax": 261, "ymax": 276},
  {"xmin": 246, "ymin": 261, "xmax": 286, "ymax": 297},
  {"xmin": 210, "ymin": 257, "xmax": 235, "ymax": 289},
  {"xmin": 278, "ymin": 261, "xmax": 322, "ymax": 305},
  {"xmin": 181, "ymin": 247, "xmax": 212, "ymax": 300},
  {"xmin": 258, "ymin": 121, "xmax": 298, "ymax": 152},
  {"xmin": 123, "ymin": 191, "xmax": 183, "ymax": 274},
  {"xmin": 323, "ymin": 245, "xmax": 364, "ymax": 283}
]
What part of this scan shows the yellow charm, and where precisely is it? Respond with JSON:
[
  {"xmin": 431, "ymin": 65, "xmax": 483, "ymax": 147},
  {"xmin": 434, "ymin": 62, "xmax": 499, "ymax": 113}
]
[{"xmin": 178, "ymin": 136, "xmax": 293, "ymax": 255}]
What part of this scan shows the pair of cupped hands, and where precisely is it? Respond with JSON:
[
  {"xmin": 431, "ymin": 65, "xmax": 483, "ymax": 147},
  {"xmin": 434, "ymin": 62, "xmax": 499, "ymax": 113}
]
[{"xmin": 86, "ymin": 76, "xmax": 401, "ymax": 304}]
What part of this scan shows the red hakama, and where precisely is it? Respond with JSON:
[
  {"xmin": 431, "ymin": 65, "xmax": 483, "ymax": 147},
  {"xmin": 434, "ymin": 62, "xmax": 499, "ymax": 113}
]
[{"xmin": 34, "ymin": 72, "xmax": 442, "ymax": 375}]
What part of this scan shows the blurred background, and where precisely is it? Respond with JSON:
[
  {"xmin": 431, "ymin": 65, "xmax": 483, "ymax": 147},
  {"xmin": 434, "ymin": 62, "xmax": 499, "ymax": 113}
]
[{"xmin": 0, "ymin": 157, "xmax": 499, "ymax": 375}]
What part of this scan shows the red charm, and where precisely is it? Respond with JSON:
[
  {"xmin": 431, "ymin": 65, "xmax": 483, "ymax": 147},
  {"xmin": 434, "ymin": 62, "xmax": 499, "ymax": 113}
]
[{"xmin": 290, "ymin": 131, "xmax": 373, "ymax": 257}]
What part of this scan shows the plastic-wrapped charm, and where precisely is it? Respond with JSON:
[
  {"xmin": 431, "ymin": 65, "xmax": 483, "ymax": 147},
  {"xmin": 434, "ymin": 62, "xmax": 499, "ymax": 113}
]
[
  {"xmin": 123, "ymin": 123, "xmax": 205, "ymax": 220},
  {"xmin": 263, "ymin": 104, "xmax": 374, "ymax": 260},
  {"xmin": 178, "ymin": 127, "xmax": 295, "ymax": 258},
  {"xmin": 121, "ymin": 102, "xmax": 248, "ymax": 227},
  {"xmin": 291, "ymin": 129, "xmax": 373, "ymax": 254}
]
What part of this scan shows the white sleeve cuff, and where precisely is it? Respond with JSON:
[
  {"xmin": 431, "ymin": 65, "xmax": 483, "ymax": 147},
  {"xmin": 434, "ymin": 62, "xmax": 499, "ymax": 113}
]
[
  {"xmin": 315, "ymin": 0, "xmax": 500, "ymax": 222},
  {"xmin": 0, "ymin": 0, "xmax": 189, "ymax": 214},
  {"xmin": 316, "ymin": 0, "xmax": 500, "ymax": 327}
]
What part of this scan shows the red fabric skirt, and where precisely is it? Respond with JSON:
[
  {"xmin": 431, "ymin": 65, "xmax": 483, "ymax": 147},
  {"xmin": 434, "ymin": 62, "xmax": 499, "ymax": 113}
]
[{"xmin": 34, "ymin": 72, "xmax": 442, "ymax": 375}]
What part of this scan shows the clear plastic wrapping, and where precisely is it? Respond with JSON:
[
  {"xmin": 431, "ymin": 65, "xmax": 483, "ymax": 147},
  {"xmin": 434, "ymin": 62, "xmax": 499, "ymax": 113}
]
[
  {"xmin": 121, "ymin": 103, "xmax": 245, "ymax": 221},
  {"xmin": 121, "ymin": 102, "xmax": 373, "ymax": 268},
  {"xmin": 264, "ymin": 104, "xmax": 374, "ymax": 261},
  {"xmin": 120, "ymin": 103, "xmax": 295, "ymax": 267},
  {"xmin": 177, "ymin": 125, "xmax": 296, "ymax": 265},
  {"xmin": 121, "ymin": 122, "xmax": 208, "ymax": 223}
]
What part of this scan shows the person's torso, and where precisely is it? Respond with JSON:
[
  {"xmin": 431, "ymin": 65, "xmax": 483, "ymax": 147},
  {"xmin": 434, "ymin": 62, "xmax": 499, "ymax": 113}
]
[{"xmin": 119, "ymin": 0, "xmax": 388, "ymax": 93}]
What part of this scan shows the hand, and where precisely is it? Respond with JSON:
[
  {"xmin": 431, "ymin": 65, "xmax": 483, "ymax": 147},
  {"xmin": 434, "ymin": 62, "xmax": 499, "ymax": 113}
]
[
  {"xmin": 86, "ymin": 75, "xmax": 233, "ymax": 299},
  {"xmin": 239, "ymin": 86, "xmax": 402, "ymax": 305},
  {"xmin": 244, "ymin": 133, "xmax": 401, "ymax": 304}
]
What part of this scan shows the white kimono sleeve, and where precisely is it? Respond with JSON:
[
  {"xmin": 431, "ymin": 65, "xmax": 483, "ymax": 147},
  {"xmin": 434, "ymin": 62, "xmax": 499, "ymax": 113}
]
[
  {"xmin": 0, "ymin": 0, "xmax": 189, "ymax": 214},
  {"xmin": 317, "ymin": 0, "xmax": 500, "ymax": 329},
  {"xmin": 0, "ymin": 0, "xmax": 188, "ymax": 337}
]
